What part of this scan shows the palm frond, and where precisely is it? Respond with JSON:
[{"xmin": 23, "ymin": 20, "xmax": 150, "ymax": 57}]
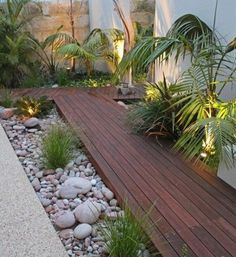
[
  {"xmin": 58, "ymin": 43, "xmax": 95, "ymax": 62},
  {"xmin": 116, "ymin": 14, "xmax": 215, "ymax": 78},
  {"xmin": 175, "ymin": 117, "xmax": 236, "ymax": 167}
]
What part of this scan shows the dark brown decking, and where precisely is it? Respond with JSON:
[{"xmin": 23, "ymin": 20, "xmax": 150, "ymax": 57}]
[
  {"xmin": 10, "ymin": 87, "xmax": 236, "ymax": 257},
  {"xmin": 11, "ymin": 85, "xmax": 146, "ymax": 101},
  {"xmin": 53, "ymin": 90, "xmax": 236, "ymax": 257}
]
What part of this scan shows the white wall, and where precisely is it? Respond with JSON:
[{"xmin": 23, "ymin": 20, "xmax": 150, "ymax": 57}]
[{"xmin": 154, "ymin": 0, "xmax": 236, "ymax": 100}]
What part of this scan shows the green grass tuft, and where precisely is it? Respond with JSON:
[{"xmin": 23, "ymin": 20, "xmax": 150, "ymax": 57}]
[
  {"xmin": 0, "ymin": 87, "xmax": 14, "ymax": 108},
  {"xmin": 100, "ymin": 206, "xmax": 159, "ymax": 257},
  {"xmin": 42, "ymin": 123, "xmax": 75, "ymax": 169}
]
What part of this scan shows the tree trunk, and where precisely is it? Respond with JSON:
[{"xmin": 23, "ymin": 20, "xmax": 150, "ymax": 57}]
[
  {"xmin": 113, "ymin": 0, "xmax": 135, "ymax": 86},
  {"xmin": 69, "ymin": 0, "xmax": 76, "ymax": 72}
]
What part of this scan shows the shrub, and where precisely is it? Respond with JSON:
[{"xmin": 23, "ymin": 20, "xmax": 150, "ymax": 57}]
[
  {"xmin": 55, "ymin": 69, "xmax": 71, "ymax": 86},
  {"xmin": 16, "ymin": 96, "xmax": 53, "ymax": 118},
  {"xmin": 127, "ymin": 80, "xmax": 182, "ymax": 139},
  {"xmin": 0, "ymin": 87, "xmax": 14, "ymax": 107},
  {"xmin": 42, "ymin": 123, "xmax": 75, "ymax": 169},
  {"xmin": 100, "ymin": 206, "xmax": 158, "ymax": 257},
  {"xmin": 0, "ymin": 0, "xmax": 42, "ymax": 88}
]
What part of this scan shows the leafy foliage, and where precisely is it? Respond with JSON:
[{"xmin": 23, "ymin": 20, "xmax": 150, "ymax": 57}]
[
  {"xmin": 128, "ymin": 78, "xmax": 182, "ymax": 139},
  {"xmin": 0, "ymin": 87, "xmax": 14, "ymax": 107},
  {"xmin": 122, "ymin": 10, "xmax": 236, "ymax": 168},
  {"xmin": 0, "ymin": 0, "xmax": 42, "ymax": 88},
  {"xmin": 16, "ymin": 95, "xmax": 53, "ymax": 117},
  {"xmin": 30, "ymin": 28, "xmax": 74, "ymax": 77},
  {"xmin": 58, "ymin": 28, "xmax": 124, "ymax": 75},
  {"xmin": 116, "ymin": 14, "xmax": 214, "ymax": 79},
  {"xmin": 42, "ymin": 123, "xmax": 75, "ymax": 169}
]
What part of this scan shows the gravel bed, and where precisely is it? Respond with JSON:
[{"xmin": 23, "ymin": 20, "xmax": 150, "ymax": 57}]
[{"xmin": 0, "ymin": 110, "xmax": 123, "ymax": 257}]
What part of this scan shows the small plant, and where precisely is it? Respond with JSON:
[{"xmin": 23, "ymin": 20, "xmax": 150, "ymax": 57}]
[
  {"xmin": 42, "ymin": 123, "xmax": 75, "ymax": 169},
  {"xmin": 127, "ymin": 78, "xmax": 182, "ymax": 139},
  {"xmin": 16, "ymin": 96, "xmax": 53, "ymax": 118},
  {"xmin": 0, "ymin": 87, "xmax": 14, "ymax": 108},
  {"xmin": 100, "ymin": 206, "xmax": 158, "ymax": 257},
  {"xmin": 55, "ymin": 69, "xmax": 71, "ymax": 86}
]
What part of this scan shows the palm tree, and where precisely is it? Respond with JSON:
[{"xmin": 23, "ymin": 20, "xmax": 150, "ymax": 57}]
[
  {"xmin": 57, "ymin": 28, "xmax": 123, "ymax": 75},
  {"xmin": 113, "ymin": 0, "xmax": 135, "ymax": 86},
  {"xmin": 0, "ymin": 0, "xmax": 42, "ymax": 87},
  {"xmin": 29, "ymin": 28, "xmax": 74, "ymax": 77},
  {"xmin": 68, "ymin": 0, "xmax": 76, "ymax": 71},
  {"xmin": 117, "ymin": 3, "xmax": 236, "ymax": 167}
]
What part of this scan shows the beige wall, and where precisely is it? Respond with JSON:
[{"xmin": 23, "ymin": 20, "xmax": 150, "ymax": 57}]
[{"xmin": 29, "ymin": 0, "xmax": 154, "ymax": 43}]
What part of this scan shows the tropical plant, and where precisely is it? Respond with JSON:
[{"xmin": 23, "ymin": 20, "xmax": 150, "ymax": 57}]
[
  {"xmin": 0, "ymin": 0, "xmax": 42, "ymax": 88},
  {"xmin": 16, "ymin": 95, "xmax": 53, "ymax": 117},
  {"xmin": 100, "ymin": 206, "xmax": 158, "ymax": 257},
  {"xmin": 30, "ymin": 28, "xmax": 74, "ymax": 78},
  {"xmin": 120, "ymin": 4, "xmax": 236, "ymax": 167},
  {"xmin": 173, "ymin": 41, "xmax": 236, "ymax": 167},
  {"xmin": 42, "ymin": 123, "xmax": 75, "ymax": 169},
  {"xmin": 116, "ymin": 14, "xmax": 214, "ymax": 78},
  {"xmin": 58, "ymin": 28, "xmax": 123, "ymax": 75},
  {"xmin": 127, "ymin": 77, "xmax": 182, "ymax": 139}
]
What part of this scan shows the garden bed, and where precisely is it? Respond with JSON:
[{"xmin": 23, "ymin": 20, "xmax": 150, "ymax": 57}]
[{"xmin": 0, "ymin": 110, "xmax": 123, "ymax": 257}]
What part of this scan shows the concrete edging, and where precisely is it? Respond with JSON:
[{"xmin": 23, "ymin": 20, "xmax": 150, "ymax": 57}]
[{"xmin": 0, "ymin": 124, "xmax": 68, "ymax": 257}]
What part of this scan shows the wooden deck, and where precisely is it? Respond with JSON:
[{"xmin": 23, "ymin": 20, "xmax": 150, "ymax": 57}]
[
  {"xmin": 11, "ymin": 85, "xmax": 146, "ymax": 101},
  {"xmin": 10, "ymin": 87, "xmax": 236, "ymax": 257}
]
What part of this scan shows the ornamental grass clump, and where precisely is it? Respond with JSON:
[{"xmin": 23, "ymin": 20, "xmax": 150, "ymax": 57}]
[
  {"xmin": 100, "ymin": 206, "xmax": 158, "ymax": 257},
  {"xmin": 42, "ymin": 123, "xmax": 75, "ymax": 169},
  {"xmin": 0, "ymin": 87, "xmax": 14, "ymax": 108}
]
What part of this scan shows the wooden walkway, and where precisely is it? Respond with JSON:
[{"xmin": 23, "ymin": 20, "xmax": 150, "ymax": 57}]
[
  {"xmin": 53, "ymin": 90, "xmax": 236, "ymax": 257},
  {"xmin": 11, "ymin": 85, "xmax": 146, "ymax": 101},
  {"xmin": 10, "ymin": 87, "xmax": 236, "ymax": 257}
]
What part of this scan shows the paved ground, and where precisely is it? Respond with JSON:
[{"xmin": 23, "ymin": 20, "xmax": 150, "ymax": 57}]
[{"xmin": 0, "ymin": 124, "xmax": 68, "ymax": 257}]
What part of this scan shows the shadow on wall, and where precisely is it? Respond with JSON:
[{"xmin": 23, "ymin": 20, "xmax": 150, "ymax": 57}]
[{"xmin": 153, "ymin": 0, "xmax": 236, "ymax": 101}]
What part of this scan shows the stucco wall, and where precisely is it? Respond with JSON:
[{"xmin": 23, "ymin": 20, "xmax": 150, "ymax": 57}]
[
  {"xmin": 29, "ymin": 0, "xmax": 154, "ymax": 43},
  {"xmin": 154, "ymin": 0, "xmax": 236, "ymax": 100}
]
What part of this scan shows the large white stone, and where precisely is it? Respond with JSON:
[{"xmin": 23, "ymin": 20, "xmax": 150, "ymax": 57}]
[
  {"xmin": 102, "ymin": 187, "xmax": 114, "ymax": 200},
  {"xmin": 64, "ymin": 177, "xmax": 92, "ymax": 194},
  {"xmin": 0, "ymin": 108, "xmax": 15, "ymax": 119},
  {"xmin": 24, "ymin": 117, "xmax": 39, "ymax": 128},
  {"xmin": 73, "ymin": 224, "xmax": 92, "ymax": 239},
  {"xmin": 54, "ymin": 210, "xmax": 76, "ymax": 229},
  {"xmin": 59, "ymin": 185, "xmax": 79, "ymax": 199},
  {"xmin": 74, "ymin": 200, "xmax": 101, "ymax": 224}
]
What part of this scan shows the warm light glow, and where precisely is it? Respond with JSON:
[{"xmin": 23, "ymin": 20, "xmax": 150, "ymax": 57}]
[
  {"xmin": 200, "ymin": 152, "xmax": 207, "ymax": 158},
  {"xmin": 28, "ymin": 107, "xmax": 35, "ymax": 116},
  {"xmin": 115, "ymin": 39, "xmax": 125, "ymax": 64},
  {"xmin": 26, "ymin": 106, "xmax": 39, "ymax": 117}
]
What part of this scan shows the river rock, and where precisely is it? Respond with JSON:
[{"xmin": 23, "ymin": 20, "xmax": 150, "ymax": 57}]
[
  {"xmin": 73, "ymin": 224, "xmax": 92, "ymax": 239},
  {"xmin": 0, "ymin": 108, "xmax": 15, "ymax": 119},
  {"xmin": 59, "ymin": 185, "xmax": 79, "ymax": 199},
  {"xmin": 54, "ymin": 210, "xmax": 76, "ymax": 229},
  {"xmin": 24, "ymin": 117, "xmax": 39, "ymax": 128},
  {"xmin": 74, "ymin": 200, "xmax": 101, "ymax": 224},
  {"xmin": 64, "ymin": 177, "xmax": 92, "ymax": 194},
  {"xmin": 102, "ymin": 187, "xmax": 114, "ymax": 200},
  {"xmin": 59, "ymin": 229, "xmax": 74, "ymax": 239},
  {"xmin": 31, "ymin": 178, "xmax": 41, "ymax": 191},
  {"xmin": 40, "ymin": 198, "xmax": 51, "ymax": 207},
  {"xmin": 13, "ymin": 125, "xmax": 25, "ymax": 130}
]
